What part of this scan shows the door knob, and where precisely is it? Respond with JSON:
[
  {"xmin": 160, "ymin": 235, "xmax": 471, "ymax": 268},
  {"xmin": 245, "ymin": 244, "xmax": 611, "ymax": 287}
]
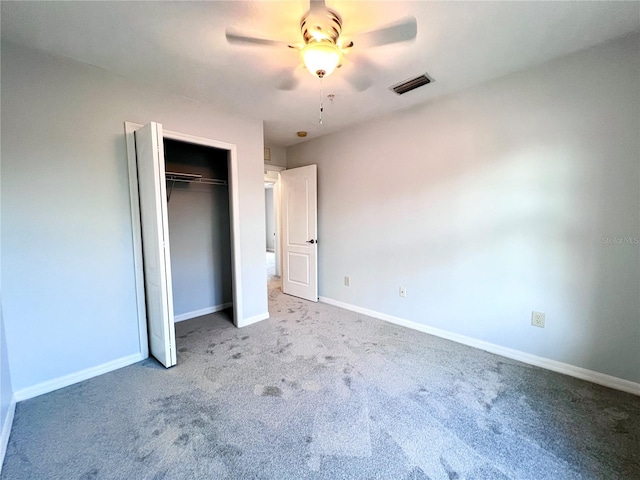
[{"xmin": 306, "ymin": 239, "xmax": 316, "ymax": 244}]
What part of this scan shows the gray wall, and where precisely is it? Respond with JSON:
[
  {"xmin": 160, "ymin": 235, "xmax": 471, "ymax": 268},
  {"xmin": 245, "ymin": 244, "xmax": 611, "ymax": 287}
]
[
  {"xmin": 264, "ymin": 145, "xmax": 287, "ymax": 168},
  {"xmin": 168, "ymin": 184, "xmax": 232, "ymax": 317},
  {"xmin": 287, "ymin": 33, "xmax": 640, "ymax": 383},
  {"xmin": 265, "ymin": 188, "xmax": 275, "ymax": 251},
  {"xmin": 1, "ymin": 41, "xmax": 268, "ymax": 392}
]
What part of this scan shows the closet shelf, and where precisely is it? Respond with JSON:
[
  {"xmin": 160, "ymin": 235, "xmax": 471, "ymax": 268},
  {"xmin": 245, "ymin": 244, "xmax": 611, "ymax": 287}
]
[{"xmin": 166, "ymin": 171, "xmax": 228, "ymax": 186}]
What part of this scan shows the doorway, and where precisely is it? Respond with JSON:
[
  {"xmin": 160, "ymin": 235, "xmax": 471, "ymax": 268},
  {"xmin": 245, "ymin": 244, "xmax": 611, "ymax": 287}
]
[
  {"xmin": 264, "ymin": 164, "xmax": 284, "ymax": 278},
  {"xmin": 265, "ymin": 185, "xmax": 275, "ymax": 254},
  {"xmin": 265, "ymin": 184, "xmax": 276, "ymax": 281}
]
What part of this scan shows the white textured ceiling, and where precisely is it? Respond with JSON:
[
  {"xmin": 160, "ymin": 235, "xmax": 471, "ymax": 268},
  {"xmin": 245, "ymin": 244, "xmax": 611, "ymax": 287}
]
[{"xmin": 2, "ymin": 1, "xmax": 639, "ymax": 146}]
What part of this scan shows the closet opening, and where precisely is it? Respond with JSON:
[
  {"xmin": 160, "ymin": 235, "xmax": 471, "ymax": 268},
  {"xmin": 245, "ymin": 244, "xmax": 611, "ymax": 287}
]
[{"xmin": 163, "ymin": 138, "xmax": 234, "ymax": 326}]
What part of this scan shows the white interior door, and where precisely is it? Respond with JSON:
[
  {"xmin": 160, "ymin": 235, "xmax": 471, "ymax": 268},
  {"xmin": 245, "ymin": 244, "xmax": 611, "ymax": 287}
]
[
  {"xmin": 281, "ymin": 165, "xmax": 318, "ymax": 302},
  {"xmin": 135, "ymin": 122, "xmax": 177, "ymax": 368}
]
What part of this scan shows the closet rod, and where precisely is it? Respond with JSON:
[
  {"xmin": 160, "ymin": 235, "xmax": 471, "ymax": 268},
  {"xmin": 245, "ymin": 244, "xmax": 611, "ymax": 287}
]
[
  {"xmin": 166, "ymin": 176, "xmax": 228, "ymax": 186},
  {"xmin": 165, "ymin": 171, "xmax": 228, "ymax": 186},
  {"xmin": 165, "ymin": 172, "xmax": 228, "ymax": 202}
]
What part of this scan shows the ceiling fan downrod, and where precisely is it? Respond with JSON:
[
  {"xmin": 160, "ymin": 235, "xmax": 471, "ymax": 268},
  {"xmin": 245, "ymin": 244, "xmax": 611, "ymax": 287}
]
[{"xmin": 318, "ymin": 76, "xmax": 324, "ymax": 125}]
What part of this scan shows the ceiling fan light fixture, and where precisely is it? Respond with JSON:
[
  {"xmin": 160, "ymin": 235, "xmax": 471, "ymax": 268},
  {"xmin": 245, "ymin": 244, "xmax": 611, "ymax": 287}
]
[{"xmin": 301, "ymin": 41, "xmax": 343, "ymax": 78}]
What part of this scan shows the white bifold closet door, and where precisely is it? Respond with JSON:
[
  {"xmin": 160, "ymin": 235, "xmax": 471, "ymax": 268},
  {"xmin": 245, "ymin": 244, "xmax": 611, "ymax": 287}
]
[{"xmin": 135, "ymin": 122, "xmax": 177, "ymax": 368}]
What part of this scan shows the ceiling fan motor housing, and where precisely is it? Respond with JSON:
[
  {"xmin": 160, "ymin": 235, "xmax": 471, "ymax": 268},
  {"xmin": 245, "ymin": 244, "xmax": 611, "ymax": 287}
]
[
  {"xmin": 299, "ymin": 7, "xmax": 345, "ymax": 78},
  {"xmin": 301, "ymin": 7, "xmax": 343, "ymax": 45}
]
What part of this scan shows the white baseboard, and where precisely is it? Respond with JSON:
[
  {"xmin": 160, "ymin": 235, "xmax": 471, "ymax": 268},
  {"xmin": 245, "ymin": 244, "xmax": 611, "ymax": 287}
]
[
  {"xmin": 174, "ymin": 303, "xmax": 233, "ymax": 323},
  {"xmin": 0, "ymin": 395, "xmax": 16, "ymax": 475},
  {"xmin": 319, "ymin": 296, "xmax": 640, "ymax": 396},
  {"xmin": 237, "ymin": 312, "xmax": 269, "ymax": 328},
  {"xmin": 13, "ymin": 352, "xmax": 144, "ymax": 402}
]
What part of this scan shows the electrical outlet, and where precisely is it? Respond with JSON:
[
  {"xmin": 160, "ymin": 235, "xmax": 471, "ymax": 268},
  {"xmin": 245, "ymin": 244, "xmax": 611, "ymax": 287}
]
[
  {"xmin": 344, "ymin": 276, "xmax": 350, "ymax": 287},
  {"xmin": 531, "ymin": 311, "xmax": 545, "ymax": 328},
  {"xmin": 399, "ymin": 286, "xmax": 407, "ymax": 297}
]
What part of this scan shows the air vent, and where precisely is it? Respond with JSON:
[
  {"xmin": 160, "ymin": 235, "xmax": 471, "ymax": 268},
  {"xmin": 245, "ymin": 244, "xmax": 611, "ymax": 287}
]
[{"xmin": 390, "ymin": 74, "xmax": 432, "ymax": 95}]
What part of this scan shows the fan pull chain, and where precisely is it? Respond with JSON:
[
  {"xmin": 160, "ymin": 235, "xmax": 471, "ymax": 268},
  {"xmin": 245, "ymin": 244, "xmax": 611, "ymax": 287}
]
[{"xmin": 319, "ymin": 77, "xmax": 324, "ymax": 125}]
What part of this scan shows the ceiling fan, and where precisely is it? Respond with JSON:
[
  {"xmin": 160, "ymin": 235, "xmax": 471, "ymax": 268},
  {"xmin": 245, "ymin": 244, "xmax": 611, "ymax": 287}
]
[{"xmin": 225, "ymin": 0, "xmax": 417, "ymax": 91}]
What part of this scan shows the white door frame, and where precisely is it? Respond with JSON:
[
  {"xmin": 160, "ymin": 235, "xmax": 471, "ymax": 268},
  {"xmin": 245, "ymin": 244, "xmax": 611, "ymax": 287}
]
[{"xmin": 125, "ymin": 121, "xmax": 243, "ymax": 359}]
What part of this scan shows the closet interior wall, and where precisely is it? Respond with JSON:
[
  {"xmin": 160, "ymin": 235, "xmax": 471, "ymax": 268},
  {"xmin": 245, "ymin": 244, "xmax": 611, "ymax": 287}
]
[{"xmin": 164, "ymin": 139, "xmax": 233, "ymax": 320}]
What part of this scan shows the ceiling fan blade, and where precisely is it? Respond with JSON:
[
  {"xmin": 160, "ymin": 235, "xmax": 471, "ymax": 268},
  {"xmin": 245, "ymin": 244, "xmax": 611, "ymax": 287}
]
[
  {"xmin": 344, "ymin": 71, "xmax": 372, "ymax": 92},
  {"xmin": 275, "ymin": 68, "xmax": 301, "ymax": 91},
  {"xmin": 225, "ymin": 30, "xmax": 290, "ymax": 47},
  {"xmin": 352, "ymin": 16, "xmax": 417, "ymax": 48},
  {"xmin": 343, "ymin": 56, "xmax": 374, "ymax": 92}
]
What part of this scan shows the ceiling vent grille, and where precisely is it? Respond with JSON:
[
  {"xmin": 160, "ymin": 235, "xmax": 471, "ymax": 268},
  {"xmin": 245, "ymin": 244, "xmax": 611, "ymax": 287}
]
[{"xmin": 390, "ymin": 74, "xmax": 432, "ymax": 95}]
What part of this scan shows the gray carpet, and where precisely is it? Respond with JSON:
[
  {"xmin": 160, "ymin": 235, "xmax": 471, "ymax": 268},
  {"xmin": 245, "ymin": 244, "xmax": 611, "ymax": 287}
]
[{"xmin": 2, "ymin": 276, "xmax": 639, "ymax": 479}]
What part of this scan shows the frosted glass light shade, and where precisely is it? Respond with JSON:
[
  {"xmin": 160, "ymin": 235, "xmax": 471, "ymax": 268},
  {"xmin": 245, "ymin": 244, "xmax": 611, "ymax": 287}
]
[{"xmin": 301, "ymin": 42, "xmax": 343, "ymax": 78}]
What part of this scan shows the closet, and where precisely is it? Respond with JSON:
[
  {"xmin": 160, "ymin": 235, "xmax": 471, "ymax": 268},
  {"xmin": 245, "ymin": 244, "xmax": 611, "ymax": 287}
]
[{"xmin": 163, "ymin": 138, "xmax": 233, "ymax": 322}]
